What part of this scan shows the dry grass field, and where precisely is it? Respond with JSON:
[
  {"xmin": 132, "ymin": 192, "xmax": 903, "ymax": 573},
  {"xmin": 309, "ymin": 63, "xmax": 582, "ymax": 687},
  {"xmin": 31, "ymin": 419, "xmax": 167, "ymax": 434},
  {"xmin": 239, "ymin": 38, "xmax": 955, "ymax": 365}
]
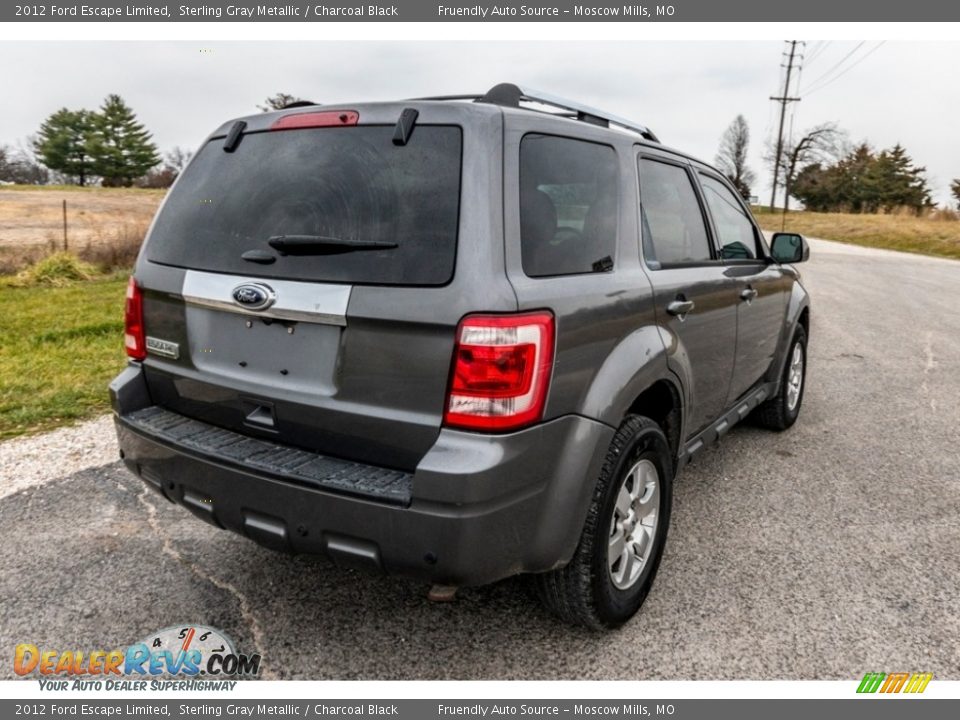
[
  {"xmin": 0, "ymin": 185, "xmax": 165, "ymax": 247},
  {"xmin": 0, "ymin": 186, "xmax": 165, "ymax": 273},
  {"xmin": 755, "ymin": 207, "xmax": 960, "ymax": 260}
]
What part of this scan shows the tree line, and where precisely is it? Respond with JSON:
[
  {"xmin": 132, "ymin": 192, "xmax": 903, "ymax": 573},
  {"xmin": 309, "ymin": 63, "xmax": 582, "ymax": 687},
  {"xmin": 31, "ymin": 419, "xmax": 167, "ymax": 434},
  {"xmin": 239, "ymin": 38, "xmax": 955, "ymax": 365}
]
[
  {"xmin": 0, "ymin": 95, "xmax": 189, "ymax": 188},
  {"xmin": 715, "ymin": 115, "xmax": 959, "ymax": 213},
  {"xmin": 35, "ymin": 95, "xmax": 160, "ymax": 186},
  {"xmin": 0, "ymin": 92, "xmax": 308, "ymax": 189},
  {"xmin": 4, "ymin": 94, "xmax": 959, "ymax": 212}
]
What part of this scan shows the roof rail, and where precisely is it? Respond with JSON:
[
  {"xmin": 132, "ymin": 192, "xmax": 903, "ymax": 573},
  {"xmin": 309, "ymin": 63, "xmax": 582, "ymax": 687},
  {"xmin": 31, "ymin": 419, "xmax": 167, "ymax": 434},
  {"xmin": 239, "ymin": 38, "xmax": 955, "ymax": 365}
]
[{"xmin": 413, "ymin": 83, "xmax": 660, "ymax": 143}]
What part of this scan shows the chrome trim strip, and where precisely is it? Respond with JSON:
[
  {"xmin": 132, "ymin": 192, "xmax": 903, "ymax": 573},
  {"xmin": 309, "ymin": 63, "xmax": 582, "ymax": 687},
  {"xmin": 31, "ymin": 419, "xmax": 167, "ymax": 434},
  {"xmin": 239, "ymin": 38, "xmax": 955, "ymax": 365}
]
[{"xmin": 182, "ymin": 270, "xmax": 351, "ymax": 326}]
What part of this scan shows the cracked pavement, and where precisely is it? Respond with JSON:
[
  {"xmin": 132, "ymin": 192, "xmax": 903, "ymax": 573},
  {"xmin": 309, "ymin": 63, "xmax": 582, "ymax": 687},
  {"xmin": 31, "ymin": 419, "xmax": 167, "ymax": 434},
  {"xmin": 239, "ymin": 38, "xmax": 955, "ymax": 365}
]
[{"xmin": 1, "ymin": 238, "xmax": 959, "ymax": 680}]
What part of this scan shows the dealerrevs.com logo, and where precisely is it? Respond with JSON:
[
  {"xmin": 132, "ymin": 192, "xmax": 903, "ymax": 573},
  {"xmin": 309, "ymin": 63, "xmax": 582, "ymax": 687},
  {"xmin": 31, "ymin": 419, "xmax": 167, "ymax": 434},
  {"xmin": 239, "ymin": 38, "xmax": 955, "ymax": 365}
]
[{"xmin": 14, "ymin": 625, "xmax": 261, "ymax": 691}]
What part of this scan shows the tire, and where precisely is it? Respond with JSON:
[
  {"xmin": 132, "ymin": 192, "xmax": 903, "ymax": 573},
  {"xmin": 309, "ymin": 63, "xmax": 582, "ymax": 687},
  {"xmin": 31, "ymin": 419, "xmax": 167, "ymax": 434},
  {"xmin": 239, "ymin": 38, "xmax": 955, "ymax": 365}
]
[
  {"xmin": 534, "ymin": 415, "xmax": 673, "ymax": 629},
  {"xmin": 754, "ymin": 325, "xmax": 807, "ymax": 431}
]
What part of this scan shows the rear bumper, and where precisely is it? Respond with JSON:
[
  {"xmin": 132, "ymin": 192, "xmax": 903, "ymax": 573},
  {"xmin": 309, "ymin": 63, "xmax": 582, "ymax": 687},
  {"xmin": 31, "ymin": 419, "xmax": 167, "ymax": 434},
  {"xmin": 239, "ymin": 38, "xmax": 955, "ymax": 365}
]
[{"xmin": 111, "ymin": 364, "xmax": 613, "ymax": 586}]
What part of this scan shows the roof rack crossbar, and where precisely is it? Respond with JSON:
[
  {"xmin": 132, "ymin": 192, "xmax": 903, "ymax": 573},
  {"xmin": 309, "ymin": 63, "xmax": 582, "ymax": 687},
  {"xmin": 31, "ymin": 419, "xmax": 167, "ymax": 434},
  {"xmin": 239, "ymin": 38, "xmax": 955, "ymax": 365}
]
[{"xmin": 408, "ymin": 83, "xmax": 660, "ymax": 143}]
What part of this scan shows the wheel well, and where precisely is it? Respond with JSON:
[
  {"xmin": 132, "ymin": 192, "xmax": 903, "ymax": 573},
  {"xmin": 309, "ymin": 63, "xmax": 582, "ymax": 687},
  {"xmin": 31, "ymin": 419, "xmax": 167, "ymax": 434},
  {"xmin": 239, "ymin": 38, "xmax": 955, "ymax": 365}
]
[
  {"xmin": 798, "ymin": 306, "xmax": 810, "ymax": 335},
  {"xmin": 626, "ymin": 380, "xmax": 682, "ymax": 462}
]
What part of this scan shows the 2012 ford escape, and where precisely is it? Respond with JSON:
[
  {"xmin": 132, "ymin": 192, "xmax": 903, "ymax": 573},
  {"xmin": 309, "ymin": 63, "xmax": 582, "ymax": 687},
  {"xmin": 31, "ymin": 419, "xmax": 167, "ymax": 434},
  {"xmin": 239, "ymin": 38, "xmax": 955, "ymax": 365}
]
[{"xmin": 111, "ymin": 83, "xmax": 811, "ymax": 628}]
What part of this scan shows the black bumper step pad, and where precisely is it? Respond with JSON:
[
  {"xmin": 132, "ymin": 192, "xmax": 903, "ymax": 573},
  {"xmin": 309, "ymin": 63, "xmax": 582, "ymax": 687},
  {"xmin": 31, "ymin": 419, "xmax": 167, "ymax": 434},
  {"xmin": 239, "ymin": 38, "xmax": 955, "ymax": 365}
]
[{"xmin": 123, "ymin": 406, "xmax": 413, "ymax": 505}]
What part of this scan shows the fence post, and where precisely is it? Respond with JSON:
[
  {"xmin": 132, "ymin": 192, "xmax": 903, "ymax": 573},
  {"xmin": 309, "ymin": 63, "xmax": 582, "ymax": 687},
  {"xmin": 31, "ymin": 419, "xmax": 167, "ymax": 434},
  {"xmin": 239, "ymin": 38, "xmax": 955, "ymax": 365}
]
[{"xmin": 62, "ymin": 199, "xmax": 68, "ymax": 251}]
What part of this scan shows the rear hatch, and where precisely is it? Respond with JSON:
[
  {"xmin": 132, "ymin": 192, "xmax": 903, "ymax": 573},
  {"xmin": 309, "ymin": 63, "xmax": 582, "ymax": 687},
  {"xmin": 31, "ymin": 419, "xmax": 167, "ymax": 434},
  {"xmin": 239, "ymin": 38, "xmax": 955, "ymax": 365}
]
[{"xmin": 133, "ymin": 103, "xmax": 512, "ymax": 471}]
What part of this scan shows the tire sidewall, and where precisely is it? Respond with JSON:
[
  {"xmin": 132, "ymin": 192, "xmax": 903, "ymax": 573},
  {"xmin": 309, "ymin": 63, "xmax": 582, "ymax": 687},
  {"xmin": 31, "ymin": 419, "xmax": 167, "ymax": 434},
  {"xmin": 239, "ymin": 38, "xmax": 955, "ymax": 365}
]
[
  {"xmin": 783, "ymin": 327, "xmax": 808, "ymax": 424},
  {"xmin": 591, "ymin": 422, "xmax": 673, "ymax": 627}
]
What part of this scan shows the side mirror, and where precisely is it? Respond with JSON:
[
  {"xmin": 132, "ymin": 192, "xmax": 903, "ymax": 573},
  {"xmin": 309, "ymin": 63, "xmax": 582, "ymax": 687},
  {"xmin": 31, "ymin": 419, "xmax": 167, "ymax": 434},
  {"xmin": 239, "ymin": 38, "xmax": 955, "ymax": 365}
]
[{"xmin": 770, "ymin": 232, "xmax": 809, "ymax": 264}]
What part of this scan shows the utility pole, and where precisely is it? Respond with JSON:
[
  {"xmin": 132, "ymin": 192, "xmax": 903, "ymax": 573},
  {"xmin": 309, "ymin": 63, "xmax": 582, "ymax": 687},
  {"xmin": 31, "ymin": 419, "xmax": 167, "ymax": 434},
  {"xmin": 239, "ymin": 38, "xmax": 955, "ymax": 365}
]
[{"xmin": 769, "ymin": 40, "xmax": 802, "ymax": 211}]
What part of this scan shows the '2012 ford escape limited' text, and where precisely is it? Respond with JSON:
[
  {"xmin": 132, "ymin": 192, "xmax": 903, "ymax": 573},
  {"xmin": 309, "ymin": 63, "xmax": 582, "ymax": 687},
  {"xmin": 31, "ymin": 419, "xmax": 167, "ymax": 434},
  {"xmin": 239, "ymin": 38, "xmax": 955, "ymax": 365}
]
[{"xmin": 112, "ymin": 83, "xmax": 811, "ymax": 628}]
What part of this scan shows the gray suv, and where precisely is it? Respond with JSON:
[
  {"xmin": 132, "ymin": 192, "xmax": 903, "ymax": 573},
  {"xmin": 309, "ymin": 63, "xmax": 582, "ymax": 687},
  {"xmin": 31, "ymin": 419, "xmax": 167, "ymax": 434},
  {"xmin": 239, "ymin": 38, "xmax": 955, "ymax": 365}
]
[{"xmin": 111, "ymin": 83, "xmax": 810, "ymax": 628}]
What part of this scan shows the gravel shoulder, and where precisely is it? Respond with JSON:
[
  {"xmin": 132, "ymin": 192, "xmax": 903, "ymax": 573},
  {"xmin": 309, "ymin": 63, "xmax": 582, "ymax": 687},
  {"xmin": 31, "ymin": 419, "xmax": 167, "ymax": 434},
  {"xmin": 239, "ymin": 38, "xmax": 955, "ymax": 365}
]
[{"xmin": 0, "ymin": 414, "xmax": 118, "ymax": 499}]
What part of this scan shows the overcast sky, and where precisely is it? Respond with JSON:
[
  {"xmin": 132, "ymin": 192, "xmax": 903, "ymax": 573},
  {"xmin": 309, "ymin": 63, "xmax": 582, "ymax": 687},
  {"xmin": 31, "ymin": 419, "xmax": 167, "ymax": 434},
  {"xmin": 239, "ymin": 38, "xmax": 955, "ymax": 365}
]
[{"xmin": 1, "ymin": 41, "xmax": 957, "ymax": 205}]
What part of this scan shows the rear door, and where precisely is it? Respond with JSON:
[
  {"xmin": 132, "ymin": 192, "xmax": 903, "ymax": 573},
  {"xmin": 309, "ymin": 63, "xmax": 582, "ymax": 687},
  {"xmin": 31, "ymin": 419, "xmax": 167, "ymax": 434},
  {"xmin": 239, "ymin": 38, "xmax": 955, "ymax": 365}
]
[
  {"xmin": 638, "ymin": 153, "xmax": 740, "ymax": 437},
  {"xmin": 696, "ymin": 172, "xmax": 789, "ymax": 404},
  {"xmin": 134, "ymin": 105, "xmax": 511, "ymax": 471}
]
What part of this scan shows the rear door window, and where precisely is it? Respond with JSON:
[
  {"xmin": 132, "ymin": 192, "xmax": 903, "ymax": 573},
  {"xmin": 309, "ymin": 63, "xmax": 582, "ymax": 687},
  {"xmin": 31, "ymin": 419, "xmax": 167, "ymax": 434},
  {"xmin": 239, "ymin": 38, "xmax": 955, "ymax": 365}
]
[
  {"xmin": 699, "ymin": 174, "xmax": 762, "ymax": 260},
  {"xmin": 639, "ymin": 158, "xmax": 713, "ymax": 268},
  {"xmin": 520, "ymin": 134, "xmax": 619, "ymax": 277},
  {"xmin": 146, "ymin": 125, "xmax": 462, "ymax": 285}
]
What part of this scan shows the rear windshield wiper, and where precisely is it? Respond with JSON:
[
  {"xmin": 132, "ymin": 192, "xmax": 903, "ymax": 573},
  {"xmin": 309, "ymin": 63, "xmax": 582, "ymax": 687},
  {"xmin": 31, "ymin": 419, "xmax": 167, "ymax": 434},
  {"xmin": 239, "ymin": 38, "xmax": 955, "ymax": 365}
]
[{"xmin": 267, "ymin": 235, "xmax": 398, "ymax": 255}]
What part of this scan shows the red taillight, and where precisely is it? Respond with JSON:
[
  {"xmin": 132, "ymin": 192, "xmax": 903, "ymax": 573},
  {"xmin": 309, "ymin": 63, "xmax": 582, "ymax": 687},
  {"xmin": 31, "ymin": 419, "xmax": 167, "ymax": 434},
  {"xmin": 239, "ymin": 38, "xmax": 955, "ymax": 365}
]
[
  {"xmin": 124, "ymin": 276, "xmax": 146, "ymax": 361},
  {"xmin": 444, "ymin": 312, "xmax": 555, "ymax": 431},
  {"xmin": 270, "ymin": 110, "xmax": 359, "ymax": 131}
]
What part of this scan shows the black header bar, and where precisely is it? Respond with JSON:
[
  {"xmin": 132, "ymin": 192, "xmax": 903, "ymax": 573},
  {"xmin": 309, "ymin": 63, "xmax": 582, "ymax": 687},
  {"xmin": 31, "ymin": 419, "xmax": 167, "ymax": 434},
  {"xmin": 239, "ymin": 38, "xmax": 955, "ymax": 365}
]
[{"xmin": 6, "ymin": 0, "xmax": 959, "ymax": 22}]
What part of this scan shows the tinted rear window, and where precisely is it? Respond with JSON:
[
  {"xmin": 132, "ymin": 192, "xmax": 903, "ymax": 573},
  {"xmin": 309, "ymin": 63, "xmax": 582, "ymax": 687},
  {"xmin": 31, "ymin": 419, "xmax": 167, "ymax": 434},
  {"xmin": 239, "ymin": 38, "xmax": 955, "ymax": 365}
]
[
  {"xmin": 520, "ymin": 134, "xmax": 619, "ymax": 277},
  {"xmin": 146, "ymin": 125, "xmax": 462, "ymax": 285}
]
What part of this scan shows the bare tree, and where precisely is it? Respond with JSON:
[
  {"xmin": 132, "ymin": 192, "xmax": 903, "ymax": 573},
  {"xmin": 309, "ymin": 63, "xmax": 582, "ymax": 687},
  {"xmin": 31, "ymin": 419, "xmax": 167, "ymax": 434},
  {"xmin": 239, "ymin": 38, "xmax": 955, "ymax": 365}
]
[
  {"xmin": 166, "ymin": 146, "xmax": 193, "ymax": 173},
  {"xmin": 257, "ymin": 93, "xmax": 308, "ymax": 112},
  {"xmin": 772, "ymin": 123, "xmax": 846, "ymax": 213},
  {"xmin": 715, "ymin": 115, "xmax": 756, "ymax": 199},
  {"xmin": 0, "ymin": 140, "xmax": 49, "ymax": 185}
]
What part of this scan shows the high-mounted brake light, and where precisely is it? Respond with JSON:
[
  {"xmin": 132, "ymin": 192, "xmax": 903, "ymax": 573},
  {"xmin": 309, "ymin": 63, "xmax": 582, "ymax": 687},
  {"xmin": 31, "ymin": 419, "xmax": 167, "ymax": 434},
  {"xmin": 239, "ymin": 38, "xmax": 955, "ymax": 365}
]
[
  {"xmin": 270, "ymin": 110, "xmax": 359, "ymax": 131},
  {"xmin": 444, "ymin": 312, "xmax": 555, "ymax": 431},
  {"xmin": 124, "ymin": 276, "xmax": 146, "ymax": 361}
]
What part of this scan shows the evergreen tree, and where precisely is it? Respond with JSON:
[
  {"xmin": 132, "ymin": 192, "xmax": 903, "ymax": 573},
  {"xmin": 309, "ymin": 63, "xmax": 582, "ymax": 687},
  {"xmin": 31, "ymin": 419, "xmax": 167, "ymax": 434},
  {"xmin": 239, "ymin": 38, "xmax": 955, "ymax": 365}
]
[
  {"xmin": 866, "ymin": 144, "xmax": 930, "ymax": 213},
  {"xmin": 34, "ymin": 108, "xmax": 96, "ymax": 186},
  {"xmin": 951, "ymin": 179, "xmax": 960, "ymax": 210},
  {"xmin": 89, "ymin": 95, "xmax": 160, "ymax": 187},
  {"xmin": 792, "ymin": 142, "xmax": 932, "ymax": 214}
]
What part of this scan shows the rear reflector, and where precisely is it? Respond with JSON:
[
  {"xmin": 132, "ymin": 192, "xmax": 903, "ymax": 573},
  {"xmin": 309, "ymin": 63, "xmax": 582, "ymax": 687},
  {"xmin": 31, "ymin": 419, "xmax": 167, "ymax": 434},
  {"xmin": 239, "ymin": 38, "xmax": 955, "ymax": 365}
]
[
  {"xmin": 270, "ymin": 110, "xmax": 359, "ymax": 130},
  {"xmin": 444, "ymin": 312, "xmax": 555, "ymax": 431},
  {"xmin": 124, "ymin": 276, "xmax": 146, "ymax": 361}
]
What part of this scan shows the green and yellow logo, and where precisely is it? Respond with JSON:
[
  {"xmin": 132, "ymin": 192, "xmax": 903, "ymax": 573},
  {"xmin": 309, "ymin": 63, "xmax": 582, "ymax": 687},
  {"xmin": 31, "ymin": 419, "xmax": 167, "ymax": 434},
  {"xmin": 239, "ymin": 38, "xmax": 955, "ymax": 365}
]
[{"xmin": 857, "ymin": 672, "xmax": 932, "ymax": 694}]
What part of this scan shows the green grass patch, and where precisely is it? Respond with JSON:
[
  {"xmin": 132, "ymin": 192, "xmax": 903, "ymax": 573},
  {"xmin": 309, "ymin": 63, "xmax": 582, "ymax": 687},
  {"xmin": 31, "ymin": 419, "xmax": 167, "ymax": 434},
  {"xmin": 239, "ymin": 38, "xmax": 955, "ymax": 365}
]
[
  {"xmin": 0, "ymin": 278, "xmax": 128, "ymax": 439},
  {"xmin": 12, "ymin": 252, "xmax": 98, "ymax": 287}
]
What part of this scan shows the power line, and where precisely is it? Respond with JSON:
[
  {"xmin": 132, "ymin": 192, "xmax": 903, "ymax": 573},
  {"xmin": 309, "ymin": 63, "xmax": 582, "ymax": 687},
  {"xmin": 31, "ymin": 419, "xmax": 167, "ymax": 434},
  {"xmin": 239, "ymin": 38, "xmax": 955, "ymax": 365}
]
[
  {"xmin": 801, "ymin": 41, "xmax": 865, "ymax": 92},
  {"xmin": 804, "ymin": 42, "xmax": 887, "ymax": 96},
  {"xmin": 804, "ymin": 41, "xmax": 830, "ymax": 66}
]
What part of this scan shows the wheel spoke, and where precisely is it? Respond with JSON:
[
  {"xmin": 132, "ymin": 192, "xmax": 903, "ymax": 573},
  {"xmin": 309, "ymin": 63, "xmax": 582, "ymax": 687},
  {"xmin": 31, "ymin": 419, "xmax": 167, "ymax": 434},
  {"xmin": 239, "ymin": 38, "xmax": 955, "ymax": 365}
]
[
  {"xmin": 608, "ymin": 528, "xmax": 626, "ymax": 568},
  {"xmin": 631, "ymin": 527, "xmax": 651, "ymax": 559},
  {"xmin": 616, "ymin": 485, "xmax": 632, "ymax": 517},
  {"xmin": 635, "ymin": 479, "xmax": 659, "ymax": 521},
  {"xmin": 627, "ymin": 467, "xmax": 643, "ymax": 501},
  {"xmin": 620, "ymin": 545, "xmax": 638, "ymax": 582}
]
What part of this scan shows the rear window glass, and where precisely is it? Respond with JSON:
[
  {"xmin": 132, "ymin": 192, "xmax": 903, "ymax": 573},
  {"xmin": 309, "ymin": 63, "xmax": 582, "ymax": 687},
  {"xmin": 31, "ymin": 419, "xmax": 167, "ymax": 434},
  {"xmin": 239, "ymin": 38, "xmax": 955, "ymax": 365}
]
[
  {"xmin": 146, "ymin": 125, "xmax": 462, "ymax": 285},
  {"xmin": 520, "ymin": 134, "xmax": 619, "ymax": 277}
]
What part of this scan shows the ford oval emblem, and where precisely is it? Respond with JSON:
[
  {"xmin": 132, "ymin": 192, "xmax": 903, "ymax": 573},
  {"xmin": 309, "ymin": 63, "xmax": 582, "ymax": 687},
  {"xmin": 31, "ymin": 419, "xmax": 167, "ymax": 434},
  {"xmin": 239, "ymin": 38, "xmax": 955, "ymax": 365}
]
[{"xmin": 231, "ymin": 282, "xmax": 276, "ymax": 311}]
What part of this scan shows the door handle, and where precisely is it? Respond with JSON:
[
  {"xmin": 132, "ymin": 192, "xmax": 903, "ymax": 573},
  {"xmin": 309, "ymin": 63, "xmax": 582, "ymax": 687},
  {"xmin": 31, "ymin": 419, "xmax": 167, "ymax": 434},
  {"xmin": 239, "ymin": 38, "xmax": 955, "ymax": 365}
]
[
  {"xmin": 740, "ymin": 287, "xmax": 758, "ymax": 302},
  {"xmin": 666, "ymin": 299, "xmax": 695, "ymax": 317}
]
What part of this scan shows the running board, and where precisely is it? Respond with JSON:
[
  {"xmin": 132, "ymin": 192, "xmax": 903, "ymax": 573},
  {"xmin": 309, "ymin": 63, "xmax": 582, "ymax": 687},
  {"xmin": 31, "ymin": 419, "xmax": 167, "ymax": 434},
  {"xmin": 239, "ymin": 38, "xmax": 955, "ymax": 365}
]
[{"xmin": 678, "ymin": 383, "xmax": 776, "ymax": 466}]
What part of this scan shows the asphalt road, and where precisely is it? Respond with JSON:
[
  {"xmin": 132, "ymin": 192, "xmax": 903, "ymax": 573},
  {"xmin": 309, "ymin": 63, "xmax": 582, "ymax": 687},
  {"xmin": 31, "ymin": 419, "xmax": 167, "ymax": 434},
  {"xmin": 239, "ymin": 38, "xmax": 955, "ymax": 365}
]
[{"xmin": 2, "ymin": 238, "xmax": 958, "ymax": 680}]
